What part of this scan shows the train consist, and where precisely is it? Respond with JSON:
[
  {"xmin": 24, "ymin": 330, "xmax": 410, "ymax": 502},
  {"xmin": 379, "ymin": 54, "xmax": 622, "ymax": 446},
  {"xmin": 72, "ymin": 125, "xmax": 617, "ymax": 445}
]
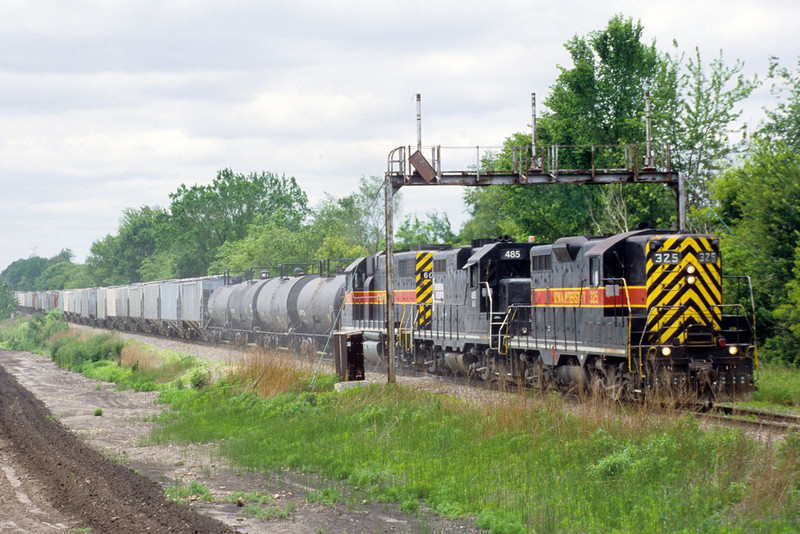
[{"xmin": 15, "ymin": 228, "xmax": 757, "ymax": 401}]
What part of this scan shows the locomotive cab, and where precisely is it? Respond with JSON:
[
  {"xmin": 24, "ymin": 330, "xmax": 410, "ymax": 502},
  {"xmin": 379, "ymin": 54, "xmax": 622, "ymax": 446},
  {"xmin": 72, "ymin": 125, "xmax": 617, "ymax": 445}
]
[{"xmin": 627, "ymin": 232, "xmax": 755, "ymax": 399}]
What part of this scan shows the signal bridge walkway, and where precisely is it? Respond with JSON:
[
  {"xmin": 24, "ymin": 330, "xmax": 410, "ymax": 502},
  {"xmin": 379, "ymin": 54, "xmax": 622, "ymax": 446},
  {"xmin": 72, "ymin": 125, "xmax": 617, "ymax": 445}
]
[{"xmin": 386, "ymin": 143, "xmax": 675, "ymax": 187}]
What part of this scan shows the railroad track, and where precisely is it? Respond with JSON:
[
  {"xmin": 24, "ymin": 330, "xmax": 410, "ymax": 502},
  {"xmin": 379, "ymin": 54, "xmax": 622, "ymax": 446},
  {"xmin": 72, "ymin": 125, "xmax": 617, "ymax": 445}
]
[
  {"xmin": 67, "ymin": 323, "xmax": 800, "ymax": 435},
  {"xmin": 698, "ymin": 406, "xmax": 800, "ymax": 434}
]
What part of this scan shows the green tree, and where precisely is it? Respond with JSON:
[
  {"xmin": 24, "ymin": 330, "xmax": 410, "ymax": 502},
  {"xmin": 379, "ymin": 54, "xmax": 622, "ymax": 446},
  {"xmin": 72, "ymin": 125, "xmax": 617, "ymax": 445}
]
[
  {"xmin": 310, "ymin": 193, "xmax": 369, "ymax": 259},
  {"xmin": 34, "ymin": 259, "xmax": 92, "ymax": 290},
  {"xmin": 138, "ymin": 250, "xmax": 180, "ymax": 282},
  {"xmin": 714, "ymin": 140, "xmax": 800, "ymax": 361},
  {"xmin": 396, "ymin": 212, "xmax": 457, "ymax": 249},
  {"xmin": 1, "ymin": 250, "xmax": 73, "ymax": 291},
  {"xmin": 208, "ymin": 215, "xmax": 316, "ymax": 273},
  {"xmin": 671, "ymin": 49, "xmax": 757, "ymax": 227},
  {"xmin": 461, "ymin": 181, "xmax": 599, "ymax": 244},
  {"xmin": 714, "ymin": 58, "xmax": 800, "ymax": 362},
  {"xmin": 545, "ymin": 15, "xmax": 676, "ymax": 150},
  {"xmin": 0, "ymin": 278, "xmax": 17, "ymax": 319},
  {"xmin": 761, "ymin": 57, "xmax": 800, "ymax": 150},
  {"xmin": 85, "ymin": 233, "xmax": 123, "ymax": 286},
  {"xmin": 349, "ymin": 175, "xmax": 398, "ymax": 255},
  {"xmin": 169, "ymin": 169, "xmax": 308, "ymax": 277},
  {"xmin": 85, "ymin": 206, "xmax": 171, "ymax": 285},
  {"xmin": 464, "ymin": 16, "xmax": 680, "ymax": 239},
  {"xmin": 210, "ymin": 175, "xmax": 396, "ymax": 272}
]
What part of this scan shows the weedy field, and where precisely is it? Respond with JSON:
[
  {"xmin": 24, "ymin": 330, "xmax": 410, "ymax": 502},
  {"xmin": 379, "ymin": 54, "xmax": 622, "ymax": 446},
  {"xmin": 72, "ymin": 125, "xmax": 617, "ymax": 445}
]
[
  {"xmin": 2, "ymin": 312, "xmax": 800, "ymax": 533},
  {"xmin": 151, "ymin": 349, "xmax": 800, "ymax": 533}
]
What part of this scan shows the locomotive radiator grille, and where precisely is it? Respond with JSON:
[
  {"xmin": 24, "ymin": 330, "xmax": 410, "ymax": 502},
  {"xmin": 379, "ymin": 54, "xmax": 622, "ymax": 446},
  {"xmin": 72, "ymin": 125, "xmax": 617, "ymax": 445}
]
[
  {"xmin": 416, "ymin": 252, "xmax": 433, "ymax": 329},
  {"xmin": 645, "ymin": 236, "xmax": 721, "ymax": 345}
]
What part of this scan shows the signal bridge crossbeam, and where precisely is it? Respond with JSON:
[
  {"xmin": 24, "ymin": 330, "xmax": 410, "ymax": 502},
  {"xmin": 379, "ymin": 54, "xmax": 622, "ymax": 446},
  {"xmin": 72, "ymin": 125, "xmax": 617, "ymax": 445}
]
[{"xmin": 386, "ymin": 143, "xmax": 675, "ymax": 187}]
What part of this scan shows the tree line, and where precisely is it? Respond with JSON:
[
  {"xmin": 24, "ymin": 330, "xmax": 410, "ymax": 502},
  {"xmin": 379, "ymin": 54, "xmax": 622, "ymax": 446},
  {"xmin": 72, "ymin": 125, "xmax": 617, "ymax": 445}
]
[{"xmin": 2, "ymin": 15, "xmax": 799, "ymax": 364}]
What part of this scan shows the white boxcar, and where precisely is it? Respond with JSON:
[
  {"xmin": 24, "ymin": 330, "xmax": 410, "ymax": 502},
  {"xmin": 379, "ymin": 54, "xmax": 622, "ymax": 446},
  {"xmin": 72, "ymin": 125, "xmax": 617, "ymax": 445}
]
[
  {"xmin": 143, "ymin": 282, "xmax": 160, "ymax": 323},
  {"xmin": 86, "ymin": 288, "xmax": 98, "ymax": 320},
  {"xmin": 115, "ymin": 287, "xmax": 129, "ymax": 320},
  {"xmin": 62, "ymin": 290, "xmax": 75, "ymax": 316},
  {"xmin": 75, "ymin": 289, "xmax": 87, "ymax": 318},
  {"xmin": 180, "ymin": 276, "xmax": 225, "ymax": 332},
  {"xmin": 97, "ymin": 288, "xmax": 107, "ymax": 321},
  {"xmin": 106, "ymin": 287, "xmax": 118, "ymax": 319},
  {"xmin": 128, "ymin": 285, "xmax": 143, "ymax": 321},
  {"xmin": 159, "ymin": 280, "xmax": 180, "ymax": 322},
  {"xmin": 47, "ymin": 291, "xmax": 60, "ymax": 312}
]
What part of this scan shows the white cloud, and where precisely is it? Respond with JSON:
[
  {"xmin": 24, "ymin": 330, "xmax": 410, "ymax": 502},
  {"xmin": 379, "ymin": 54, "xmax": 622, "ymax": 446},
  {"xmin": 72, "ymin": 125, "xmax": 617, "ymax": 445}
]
[{"xmin": 1, "ymin": 0, "xmax": 798, "ymax": 271}]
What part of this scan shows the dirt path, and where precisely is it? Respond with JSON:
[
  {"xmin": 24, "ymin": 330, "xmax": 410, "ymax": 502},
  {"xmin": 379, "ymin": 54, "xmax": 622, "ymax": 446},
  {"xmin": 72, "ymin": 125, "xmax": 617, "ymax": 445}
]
[
  {"xmin": 0, "ymin": 349, "xmax": 236, "ymax": 533},
  {"xmin": 0, "ymin": 340, "xmax": 480, "ymax": 533}
]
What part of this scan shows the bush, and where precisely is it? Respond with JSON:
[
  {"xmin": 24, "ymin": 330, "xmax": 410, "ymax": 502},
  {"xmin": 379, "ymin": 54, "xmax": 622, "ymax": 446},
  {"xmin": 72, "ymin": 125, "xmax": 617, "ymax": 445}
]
[
  {"xmin": 0, "ymin": 310, "xmax": 67, "ymax": 353},
  {"xmin": 190, "ymin": 369, "xmax": 210, "ymax": 390},
  {"xmin": 50, "ymin": 333, "xmax": 124, "ymax": 371}
]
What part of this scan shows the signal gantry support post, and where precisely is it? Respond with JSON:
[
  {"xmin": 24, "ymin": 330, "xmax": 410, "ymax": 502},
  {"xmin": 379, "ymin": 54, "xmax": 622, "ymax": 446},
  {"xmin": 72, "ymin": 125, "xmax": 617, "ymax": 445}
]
[{"xmin": 384, "ymin": 174, "xmax": 398, "ymax": 384}]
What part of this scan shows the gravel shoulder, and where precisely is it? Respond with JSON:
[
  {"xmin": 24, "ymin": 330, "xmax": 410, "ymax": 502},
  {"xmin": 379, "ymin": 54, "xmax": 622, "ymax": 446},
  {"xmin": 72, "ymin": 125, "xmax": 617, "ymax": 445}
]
[{"xmin": 0, "ymin": 328, "xmax": 481, "ymax": 533}]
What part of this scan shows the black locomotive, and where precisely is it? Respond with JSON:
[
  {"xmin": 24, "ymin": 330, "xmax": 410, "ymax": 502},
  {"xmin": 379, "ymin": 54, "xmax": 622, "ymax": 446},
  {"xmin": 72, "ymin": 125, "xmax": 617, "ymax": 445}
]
[{"xmin": 341, "ymin": 229, "xmax": 756, "ymax": 401}]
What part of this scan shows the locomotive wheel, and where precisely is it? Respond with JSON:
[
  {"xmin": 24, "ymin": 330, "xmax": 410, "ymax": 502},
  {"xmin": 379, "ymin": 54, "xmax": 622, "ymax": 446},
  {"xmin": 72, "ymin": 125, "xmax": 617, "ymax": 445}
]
[
  {"xmin": 524, "ymin": 358, "xmax": 545, "ymax": 389},
  {"xmin": 608, "ymin": 364, "xmax": 634, "ymax": 403},
  {"xmin": 424, "ymin": 348, "xmax": 439, "ymax": 374},
  {"xmin": 475, "ymin": 355, "xmax": 494, "ymax": 382}
]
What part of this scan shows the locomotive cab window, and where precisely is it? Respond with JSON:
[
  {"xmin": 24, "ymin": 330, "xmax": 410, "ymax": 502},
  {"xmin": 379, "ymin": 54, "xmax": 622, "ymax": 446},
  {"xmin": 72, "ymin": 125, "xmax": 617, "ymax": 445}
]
[
  {"xmin": 469, "ymin": 265, "xmax": 478, "ymax": 287},
  {"xmin": 589, "ymin": 258, "xmax": 601, "ymax": 287}
]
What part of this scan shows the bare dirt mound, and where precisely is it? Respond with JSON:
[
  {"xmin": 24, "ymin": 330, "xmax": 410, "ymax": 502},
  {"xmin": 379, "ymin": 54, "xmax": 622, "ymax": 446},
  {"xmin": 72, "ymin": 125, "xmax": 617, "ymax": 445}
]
[{"xmin": 0, "ymin": 352, "xmax": 236, "ymax": 534}]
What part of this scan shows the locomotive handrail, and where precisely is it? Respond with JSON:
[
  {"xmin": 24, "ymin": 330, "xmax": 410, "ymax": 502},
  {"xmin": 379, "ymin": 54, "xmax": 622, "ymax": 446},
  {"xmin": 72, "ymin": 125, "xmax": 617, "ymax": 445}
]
[
  {"xmin": 604, "ymin": 277, "xmax": 634, "ymax": 374},
  {"xmin": 484, "ymin": 281, "xmax": 498, "ymax": 351},
  {"xmin": 638, "ymin": 306, "xmax": 666, "ymax": 378},
  {"xmin": 721, "ymin": 274, "xmax": 758, "ymax": 350},
  {"xmin": 496, "ymin": 306, "xmax": 515, "ymax": 355},
  {"xmin": 710, "ymin": 303, "xmax": 759, "ymax": 369},
  {"xmin": 399, "ymin": 303, "xmax": 411, "ymax": 352}
]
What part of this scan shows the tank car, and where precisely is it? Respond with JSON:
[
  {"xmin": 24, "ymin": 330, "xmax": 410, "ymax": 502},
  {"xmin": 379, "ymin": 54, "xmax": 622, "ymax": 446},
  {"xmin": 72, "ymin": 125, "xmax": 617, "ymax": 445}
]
[{"xmin": 206, "ymin": 269, "xmax": 346, "ymax": 352}]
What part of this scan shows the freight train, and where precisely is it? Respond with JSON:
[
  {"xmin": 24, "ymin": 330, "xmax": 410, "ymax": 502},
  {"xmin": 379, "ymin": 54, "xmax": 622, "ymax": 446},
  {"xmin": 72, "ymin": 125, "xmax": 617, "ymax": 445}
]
[{"xmin": 15, "ymin": 228, "xmax": 757, "ymax": 401}]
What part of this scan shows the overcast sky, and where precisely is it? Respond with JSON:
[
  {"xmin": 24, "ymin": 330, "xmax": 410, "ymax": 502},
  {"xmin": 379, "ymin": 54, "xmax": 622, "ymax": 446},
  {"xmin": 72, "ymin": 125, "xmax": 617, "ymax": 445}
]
[{"xmin": 1, "ymin": 0, "xmax": 797, "ymax": 273}]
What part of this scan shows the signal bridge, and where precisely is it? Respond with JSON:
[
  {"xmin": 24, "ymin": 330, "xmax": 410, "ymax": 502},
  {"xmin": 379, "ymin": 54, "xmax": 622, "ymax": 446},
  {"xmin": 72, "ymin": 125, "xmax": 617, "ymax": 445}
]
[
  {"xmin": 380, "ymin": 94, "xmax": 683, "ymax": 384},
  {"xmin": 387, "ymin": 142, "xmax": 675, "ymax": 187}
]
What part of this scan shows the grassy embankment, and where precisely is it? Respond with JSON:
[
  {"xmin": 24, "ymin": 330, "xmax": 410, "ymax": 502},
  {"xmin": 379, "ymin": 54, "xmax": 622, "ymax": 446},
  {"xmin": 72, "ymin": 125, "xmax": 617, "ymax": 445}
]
[
  {"xmin": 0, "ymin": 310, "xmax": 213, "ymax": 391},
  {"xmin": 2, "ymin": 311, "xmax": 800, "ymax": 533}
]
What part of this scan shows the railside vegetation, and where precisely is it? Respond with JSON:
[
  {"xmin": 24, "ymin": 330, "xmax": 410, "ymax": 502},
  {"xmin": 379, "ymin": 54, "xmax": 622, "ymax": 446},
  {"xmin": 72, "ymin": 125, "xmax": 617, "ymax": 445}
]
[
  {"xmin": 0, "ymin": 313, "xmax": 209, "ymax": 392},
  {"xmin": 3, "ymin": 316, "xmax": 800, "ymax": 532},
  {"xmin": 149, "ymin": 352, "xmax": 800, "ymax": 533}
]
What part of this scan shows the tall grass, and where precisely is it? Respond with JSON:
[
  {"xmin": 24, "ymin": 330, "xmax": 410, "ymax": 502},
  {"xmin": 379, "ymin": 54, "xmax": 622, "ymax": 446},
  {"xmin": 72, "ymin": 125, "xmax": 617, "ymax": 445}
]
[
  {"xmin": 81, "ymin": 344, "xmax": 204, "ymax": 392},
  {"xmin": 120, "ymin": 342, "xmax": 162, "ymax": 371},
  {"xmin": 228, "ymin": 348, "xmax": 318, "ymax": 397},
  {"xmin": 0, "ymin": 310, "xmax": 67, "ymax": 353},
  {"xmin": 152, "ymin": 369, "xmax": 800, "ymax": 533},
  {"xmin": 50, "ymin": 331, "xmax": 124, "ymax": 370},
  {"xmin": 0, "ymin": 313, "xmax": 208, "ymax": 392},
  {"xmin": 752, "ymin": 361, "xmax": 800, "ymax": 406}
]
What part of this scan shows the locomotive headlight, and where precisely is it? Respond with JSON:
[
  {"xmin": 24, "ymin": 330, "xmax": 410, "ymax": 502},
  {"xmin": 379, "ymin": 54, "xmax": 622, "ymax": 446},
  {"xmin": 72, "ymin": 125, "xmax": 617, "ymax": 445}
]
[
  {"xmin": 661, "ymin": 346, "xmax": 672, "ymax": 356},
  {"xmin": 728, "ymin": 346, "xmax": 739, "ymax": 355},
  {"xmin": 686, "ymin": 275, "xmax": 697, "ymax": 285},
  {"xmin": 686, "ymin": 265, "xmax": 696, "ymax": 274}
]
